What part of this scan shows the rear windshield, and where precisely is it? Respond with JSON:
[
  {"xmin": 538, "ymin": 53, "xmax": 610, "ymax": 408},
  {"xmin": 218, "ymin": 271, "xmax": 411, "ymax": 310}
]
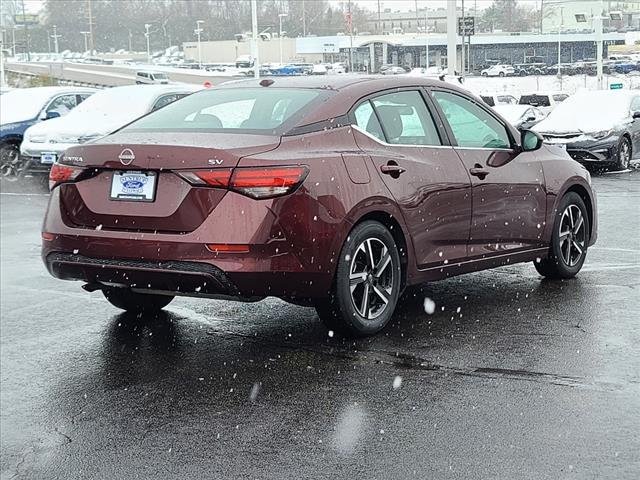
[
  {"xmin": 519, "ymin": 95, "xmax": 550, "ymax": 107},
  {"xmin": 122, "ymin": 87, "xmax": 324, "ymax": 135}
]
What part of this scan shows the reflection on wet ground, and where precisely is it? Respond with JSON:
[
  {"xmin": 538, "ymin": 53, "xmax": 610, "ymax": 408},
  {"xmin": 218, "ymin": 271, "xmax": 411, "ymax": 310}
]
[{"xmin": 1, "ymin": 170, "xmax": 639, "ymax": 479}]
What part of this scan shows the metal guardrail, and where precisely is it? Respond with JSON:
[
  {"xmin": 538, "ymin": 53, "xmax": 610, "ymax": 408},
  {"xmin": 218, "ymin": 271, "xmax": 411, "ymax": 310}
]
[{"xmin": 6, "ymin": 68, "xmax": 111, "ymax": 89}]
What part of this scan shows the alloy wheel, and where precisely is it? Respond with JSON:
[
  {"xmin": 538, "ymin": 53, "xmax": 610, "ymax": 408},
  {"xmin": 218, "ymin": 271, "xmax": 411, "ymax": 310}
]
[
  {"xmin": 349, "ymin": 238, "xmax": 394, "ymax": 320},
  {"xmin": 558, "ymin": 204, "xmax": 586, "ymax": 267},
  {"xmin": 619, "ymin": 139, "xmax": 631, "ymax": 169},
  {"xmin": 0, "ymin": 147, "xmax": 25, "ymax": 180}
]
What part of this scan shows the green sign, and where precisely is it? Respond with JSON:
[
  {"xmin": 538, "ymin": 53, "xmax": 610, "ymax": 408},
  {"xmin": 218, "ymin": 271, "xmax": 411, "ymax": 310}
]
[
  {"xmin": 610, "ymin": 83, "xmax": 623, "ymax": 90},
  {"xmin": 14, "ymin": 14, "xmax": 40, "ymax": 26}
]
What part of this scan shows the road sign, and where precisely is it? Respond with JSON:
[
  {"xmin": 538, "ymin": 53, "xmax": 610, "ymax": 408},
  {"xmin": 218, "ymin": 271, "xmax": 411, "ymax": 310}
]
[
  {"xmin": 13, "ymin": 14, "xmax": 39, "ymax": 26},
  {"xmin": 458, "ymin": 17, "xmax": 475, "ymax": 36},
  {"xmin": 610, "ymin": 83, "xmax": 623, "ymax": 90}
]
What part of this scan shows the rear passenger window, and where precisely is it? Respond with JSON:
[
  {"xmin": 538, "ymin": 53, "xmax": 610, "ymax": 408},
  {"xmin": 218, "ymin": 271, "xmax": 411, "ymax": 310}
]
[
  {"xmin": 371, "ymin": 91, "xmax": 441, "ymax": 146},
  {"xmin": 353, "ymin": 101, "xmax": 384, "ymax": 140}
]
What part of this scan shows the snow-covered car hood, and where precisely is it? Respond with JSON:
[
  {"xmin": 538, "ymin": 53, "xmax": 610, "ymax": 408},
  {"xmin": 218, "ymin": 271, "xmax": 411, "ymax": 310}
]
[
  {"xmin": 534, "ymin": 91, "xmax": 634, "ymax": 135},
  {"xmin": 24, "ymin": 113, "xmax": 125, "ymax": 142}
]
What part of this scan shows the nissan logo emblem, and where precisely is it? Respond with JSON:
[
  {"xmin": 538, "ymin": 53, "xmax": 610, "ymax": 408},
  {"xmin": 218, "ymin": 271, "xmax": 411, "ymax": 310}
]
[{"xmin": 118, "ymin": 148, "xmax": 135, "ymax": 166}]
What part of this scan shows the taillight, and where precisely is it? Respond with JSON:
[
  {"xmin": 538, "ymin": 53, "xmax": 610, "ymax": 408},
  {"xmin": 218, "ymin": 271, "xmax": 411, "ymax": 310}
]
[
  {"xmin": 177, "ymin": 166, "xmax": 308, "ymax": 199},
  {"xmin": 49, "ymin": 163, "xmax": 85, "ymax": 190},
  {"xmin": 177, "ymin": 168, "xmax": 233, "ymax": 187}
]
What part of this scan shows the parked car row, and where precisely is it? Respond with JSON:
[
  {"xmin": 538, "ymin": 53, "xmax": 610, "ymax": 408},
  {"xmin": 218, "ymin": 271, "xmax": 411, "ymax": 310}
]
[
  {"xmin": 479, "ymin": 59, "xmax": 640, "ymax": 77},
  {"xmin": 0, "ymin": 85, "xmax": 198, "ymax": 178}
]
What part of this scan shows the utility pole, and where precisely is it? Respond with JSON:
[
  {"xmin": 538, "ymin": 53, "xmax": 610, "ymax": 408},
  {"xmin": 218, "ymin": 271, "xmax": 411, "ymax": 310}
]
[
  {"xmin": 278, "ymin": 13, "xmax": 288, "ymax": 64},
  {"xmin": 0, "ymin": 37, "xmax": 5, "ymax": 87},
  {"xmin": 447, "ymin": 0, "xmax": 456, "ymax": 74},
  {"xmin": 87, "ymin": 0, "xmax": 94, "ymax": 54},
  {"xmin": 128, "ymin": 30, "xmax": 132, "ymax": 52},
  {"xmin": 144, "ymin": 23, "xmax": 151, "ymax": 64},
  {"xmin": 596, "ymin": 0, "xmax": 604, "ymax": 89},
  {"xmin": 461, "ymin": 0, "xmax": 465, "ymax": 75},
  {"xmin": 195, "ymin": 20, "xmax": 204, "ymax": 69},
  {"xmin": 348, "ymin": 0, "xmax": 354, "ymax": 72},
  {"xmin": 251, "ymin": 0, "xmax": 259, "ymax": 78},
  {"xmin": 51, "ymin": 25, "xmax": 61, "ymax": 54},
  {"xmin": 81, "ymin": 31, "xmax": 91, "ymax": 52},
  {"xmin": 425, "ymin": 4, "xmax": 429, "ymax": 68},
  {"xmin": 377, "ymin": 0, "xmax": 381, "ymax": 33},
  {"xmin": 47, "ymin": 30, "xmax": 51, "ymax": 54},
  {"xmin": 21, "ymin": 0, "xmax": 30, "ymax": 61},
  {"xmin": 557, "ymin": 6, "xmax": 563, "ymax": 88},
  {"xmin": 302, "ymin": 0, "xmax": 306, "ymax": 37}
]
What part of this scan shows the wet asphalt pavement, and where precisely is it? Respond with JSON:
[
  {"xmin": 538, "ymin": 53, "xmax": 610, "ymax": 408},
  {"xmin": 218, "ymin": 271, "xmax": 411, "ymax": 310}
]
[{"xmin": 1, "ymin": 170, "xmax": 639, "ymax": 480}]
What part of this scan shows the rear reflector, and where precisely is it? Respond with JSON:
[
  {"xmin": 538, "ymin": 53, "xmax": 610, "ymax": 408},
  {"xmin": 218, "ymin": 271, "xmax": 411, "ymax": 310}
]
[
  {"xmin": 206, "ymin": 244, "xmax": 250, "ymax": 253},
  {"xmin": 49, "ymin": 163, "xmax": 85, "ymax": 190},
  {"xmin": 42, "ymin": 232, "xmax": 57, "ymax": 241},
  {"xmin": 177, "ymin": 166, "xmax": 308, "ymax": 199}
]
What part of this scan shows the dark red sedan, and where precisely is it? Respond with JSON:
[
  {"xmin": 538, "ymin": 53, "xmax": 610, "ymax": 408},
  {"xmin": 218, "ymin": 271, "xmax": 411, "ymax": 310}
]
[{"xmin": 42, "ymin": 76, "xmax": 596, "ymax": 336}]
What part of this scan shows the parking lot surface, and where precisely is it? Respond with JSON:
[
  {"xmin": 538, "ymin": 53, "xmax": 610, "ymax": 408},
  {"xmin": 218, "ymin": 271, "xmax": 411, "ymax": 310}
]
[{"xmin": 1, "ymin": 170, "xmax": 639, "ymax": 479}]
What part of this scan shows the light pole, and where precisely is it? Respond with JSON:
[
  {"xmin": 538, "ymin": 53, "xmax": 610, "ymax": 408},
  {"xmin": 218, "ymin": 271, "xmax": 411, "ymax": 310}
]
[
  {"xmin": 144, "ymin": 23, "xmax": 151, "ymax": 64},
  {"xmin": 80, "ymin": 31, "xmax": 90, "ymax": 52},
  {"xmin": 278, "ymin": 13, "xmax": 288, "ymax": 64},
  {"xmin": 557, "ymin": 6, "xmax": 563, "ymax": 83},
  {"xmin": 596, "ymin": 0, "xmax": 604, "ymax": 90},
  {"xmin": 195, "ymin": 20, "xmax": 204, "ymax": 69},
  {"xmin": 51, "ymin": 25, "xmax": 61, "ymax": 54},
  {"xmin": 251, "ymin": 0, "xmax": 259, "ymax": 78}
]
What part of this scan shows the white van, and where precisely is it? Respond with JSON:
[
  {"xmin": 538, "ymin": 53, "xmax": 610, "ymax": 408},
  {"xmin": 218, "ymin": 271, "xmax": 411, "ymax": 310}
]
[{"xmin": 135, "ymin": 71, "xmax": 170, "ymax": 85}]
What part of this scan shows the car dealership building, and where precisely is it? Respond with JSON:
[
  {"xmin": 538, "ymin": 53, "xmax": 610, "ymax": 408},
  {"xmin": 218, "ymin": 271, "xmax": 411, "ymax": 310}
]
[{"xmin": 184, "ymin": 31, "xmax": 627, "ymax": 72}]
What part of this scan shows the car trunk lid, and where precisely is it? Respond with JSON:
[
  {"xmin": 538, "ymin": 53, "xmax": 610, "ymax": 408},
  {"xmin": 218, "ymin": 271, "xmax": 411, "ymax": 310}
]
[{"xmin": 59, "ymin": 132, "xmax": 281, "ymax": 233}]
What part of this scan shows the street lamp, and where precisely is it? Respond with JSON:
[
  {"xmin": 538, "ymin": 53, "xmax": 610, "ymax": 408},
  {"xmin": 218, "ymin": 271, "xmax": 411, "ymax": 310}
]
[
  {"xmin": 278, "ymin": 13, "xmax": 288, "ymax": 64},
  {"xmin": 51, "ymin": 25, "xmax": 61, "ymax": 55},
  {"xmin": 144, "ymin": 23, "xmax": 151, "ymax": 64},
  {"xmin": 80, "ymin": 31, "xmax": 91, "ymax": 52},
  {"xmin": 195, "ymin": 20, "xmax": 204, "ymax": 69}
]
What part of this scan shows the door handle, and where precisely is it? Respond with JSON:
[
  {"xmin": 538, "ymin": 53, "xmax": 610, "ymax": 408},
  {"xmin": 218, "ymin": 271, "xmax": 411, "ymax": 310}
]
[
  {"xmin": 469, "ymin": 164, "xmax": 489, "ymax": 179},
  {"xmin": 380, "ymin": 164, "xmax": 406, "ymax": 176}
]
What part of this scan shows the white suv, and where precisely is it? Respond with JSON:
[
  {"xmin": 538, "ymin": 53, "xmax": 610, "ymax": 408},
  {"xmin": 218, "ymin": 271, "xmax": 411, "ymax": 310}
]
[{"xmin": 480, "ymin": 65, "xmax": 515, "ymax": 77}]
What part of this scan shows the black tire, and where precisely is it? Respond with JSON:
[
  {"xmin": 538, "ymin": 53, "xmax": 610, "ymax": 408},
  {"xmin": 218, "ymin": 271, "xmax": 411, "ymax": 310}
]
[
  {"xmin": 0, "ymin": 143, "xmax": 26, "ymax": 180},
  {"xmin": 481, "ymin": 72, "xmax": 488, "ymax": 77},
  {"xmin": 315, "ymin": 221, "xmax": 402, "ymax": 337},
  {"xmin": 103, "ymin": 288, "xmax": 174, "ymax": 313},
  {"xmin": 615, "ymin": 136, "xmax": 631, "ymax": 171},
  {"xmin": 534, "ymin": 192, "xmax": 589, "ymax": 279},
  {"xmin": 499, "ymin": 71, "xmax": 505, "ymax": 77}
]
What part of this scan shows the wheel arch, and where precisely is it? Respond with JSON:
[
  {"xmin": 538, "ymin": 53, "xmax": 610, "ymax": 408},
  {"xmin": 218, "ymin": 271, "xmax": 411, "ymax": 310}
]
[
  {"xmin": 349, "ymin": 209, "xmax": 410, "ymax": 290},
  {"xmin": 0, "ymin": 135, "xmax": 23, "ymax": 148},
  {"xmin": 563, "ymin": 183, "xmax": 595, "ymax": 243}
]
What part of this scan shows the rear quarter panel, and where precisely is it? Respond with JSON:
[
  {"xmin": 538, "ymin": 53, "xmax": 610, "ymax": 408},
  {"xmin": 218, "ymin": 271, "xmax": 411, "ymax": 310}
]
[{"xmin": 238, "ymin": 126, "xmax": 414, "ymax": 291}]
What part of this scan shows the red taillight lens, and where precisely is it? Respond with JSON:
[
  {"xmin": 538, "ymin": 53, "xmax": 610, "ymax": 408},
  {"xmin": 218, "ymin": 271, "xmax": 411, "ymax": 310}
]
[
  {"xmin": 178, "ymin": 166, "xmax": 308, "ymax": 199},
  {"xmin": 49, "ymin": 163, "xmax": 85, "ymax": 190},
  {"xmin": 177, "ymin": 168, "xmax": 233, "ymax": 187}
]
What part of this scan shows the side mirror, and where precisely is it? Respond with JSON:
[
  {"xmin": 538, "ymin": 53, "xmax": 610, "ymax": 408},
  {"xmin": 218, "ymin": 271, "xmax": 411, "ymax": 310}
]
[
  {"xmin": 521, "ymin": 129, "xmax": 543, "ymax": 152},
  {"xmin": 43, "ymin": 111, "xmax": 61, "ymax": 120},
  {"xmin": 633, "ymin": 111, "xmax": 640, "ymax": 119}
]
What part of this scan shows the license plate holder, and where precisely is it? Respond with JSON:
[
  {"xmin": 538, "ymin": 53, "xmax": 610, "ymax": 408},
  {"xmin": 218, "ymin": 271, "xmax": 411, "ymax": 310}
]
[
  {"xmin": 110, "ymin": 171, "xmax": 157, "ymax": 202},
  {"xmin": 41, "ymin": 152, "xmax": 57, "ymax": 164}
]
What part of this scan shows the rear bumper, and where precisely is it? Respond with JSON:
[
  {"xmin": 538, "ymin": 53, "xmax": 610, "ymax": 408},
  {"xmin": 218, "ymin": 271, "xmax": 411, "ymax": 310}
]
[{"xmin": 43, "ymin": 250, "xmax": 330, "ymax": 299}]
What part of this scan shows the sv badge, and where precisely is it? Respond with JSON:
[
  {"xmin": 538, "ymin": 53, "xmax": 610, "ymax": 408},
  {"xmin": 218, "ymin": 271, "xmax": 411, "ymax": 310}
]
[{"xmin": 208, "ymin": 159, "xmax": 223, "ymax": 165}]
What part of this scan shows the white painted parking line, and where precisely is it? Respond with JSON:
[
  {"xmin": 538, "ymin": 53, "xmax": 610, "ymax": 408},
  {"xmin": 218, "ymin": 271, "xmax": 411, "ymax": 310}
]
[{"xmin": 0, "ymin": 192, "xmax": 49, "ymax": 196}]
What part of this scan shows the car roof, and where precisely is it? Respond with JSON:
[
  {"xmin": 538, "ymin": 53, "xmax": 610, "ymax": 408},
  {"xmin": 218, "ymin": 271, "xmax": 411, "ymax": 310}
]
[
  {"xmin": 216, "ymin": 75, "xmax": 463, "ymax": 92},
  {"xmin": 218, "ymin": 75, "xmax": 473, "ymax": 127},
  {"xmin": 15, "ymin": 86, "xmax": 97, "ymax": 96}
]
